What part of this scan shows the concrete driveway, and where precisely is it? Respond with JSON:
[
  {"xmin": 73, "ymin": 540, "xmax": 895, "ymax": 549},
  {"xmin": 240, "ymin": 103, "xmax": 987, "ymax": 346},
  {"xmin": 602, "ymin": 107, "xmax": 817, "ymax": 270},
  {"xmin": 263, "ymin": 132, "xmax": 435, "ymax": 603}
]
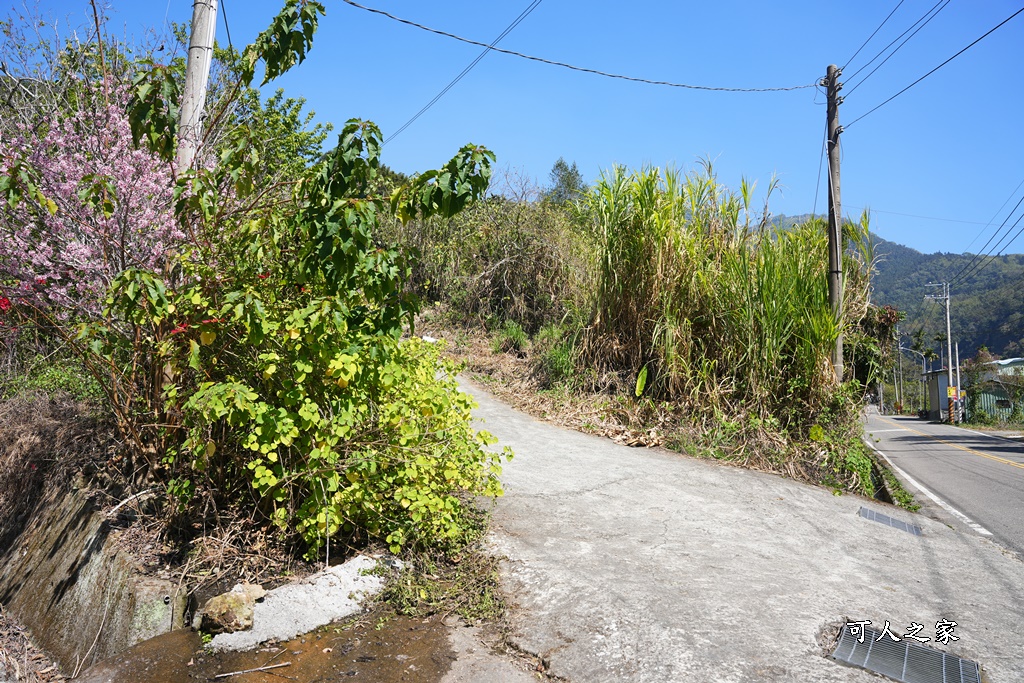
[{"xmin": 466, "ymin": 380, "xmax": 1024, "ymax": 682}]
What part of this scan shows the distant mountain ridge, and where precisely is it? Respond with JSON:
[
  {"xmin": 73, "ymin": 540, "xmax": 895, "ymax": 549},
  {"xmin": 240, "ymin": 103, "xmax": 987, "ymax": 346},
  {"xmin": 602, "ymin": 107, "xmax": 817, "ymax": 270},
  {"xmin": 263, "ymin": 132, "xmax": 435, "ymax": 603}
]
[{"xmin": 770, "ymin": 214, "xmax": 1024, "ymax": 360}]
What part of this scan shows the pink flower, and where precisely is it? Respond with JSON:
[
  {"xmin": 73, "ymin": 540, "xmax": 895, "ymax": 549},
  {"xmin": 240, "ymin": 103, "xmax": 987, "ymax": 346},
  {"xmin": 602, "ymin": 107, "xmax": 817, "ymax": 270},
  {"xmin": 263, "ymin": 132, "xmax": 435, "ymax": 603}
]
[
  {"xmin": 0, "ymin": 82, "xmax": 179, "ymax": 319},
  {"xmin": 0, "ymin": 297, "xmax": 11, "ymax": 312}
]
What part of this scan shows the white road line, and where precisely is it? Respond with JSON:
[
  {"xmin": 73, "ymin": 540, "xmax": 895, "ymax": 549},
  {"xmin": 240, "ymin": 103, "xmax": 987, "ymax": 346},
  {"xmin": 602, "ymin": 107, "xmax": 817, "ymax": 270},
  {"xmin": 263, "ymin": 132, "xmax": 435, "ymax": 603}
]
[
  {"xmin": 867, "ymin": 428, "xmax": 908, "ymax": 433},
  {"xmin": 863, "ymin": 439, "xmax": 994, "ymax": 537}
]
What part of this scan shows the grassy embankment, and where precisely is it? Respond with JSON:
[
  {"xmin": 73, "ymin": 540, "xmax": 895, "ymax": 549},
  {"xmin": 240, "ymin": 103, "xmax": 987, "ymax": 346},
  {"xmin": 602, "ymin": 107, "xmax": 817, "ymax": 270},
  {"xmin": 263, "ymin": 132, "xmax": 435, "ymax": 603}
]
[{"xmin": 383, "ymin": 163, "xmax": 915, "ymax": 507}]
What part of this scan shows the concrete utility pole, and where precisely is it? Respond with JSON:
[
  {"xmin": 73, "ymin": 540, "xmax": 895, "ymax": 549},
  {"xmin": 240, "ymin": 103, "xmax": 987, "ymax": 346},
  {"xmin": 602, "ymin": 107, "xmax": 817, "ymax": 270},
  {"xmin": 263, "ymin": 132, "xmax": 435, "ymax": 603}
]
[
  {"xmin": 823, "ymin": 65, "xmax": 844, "ymax": 383},
  {"xmin": 897, "ymin": 339, "xmax": 904, "ymax": 410},
  {"xmin": 177, "ymin": 0, "xmax": 218, "ymax": 172},
  {"xmin": 926, "ymin": 283, "xmax": 956, "ymax": 423},
  {"xmin": 955, "ymin": 342, "xmax": 962, "ymax": 422},
  {"xmin": 895, "ymin": 324, "xmax": 903, "ymax": 412}
]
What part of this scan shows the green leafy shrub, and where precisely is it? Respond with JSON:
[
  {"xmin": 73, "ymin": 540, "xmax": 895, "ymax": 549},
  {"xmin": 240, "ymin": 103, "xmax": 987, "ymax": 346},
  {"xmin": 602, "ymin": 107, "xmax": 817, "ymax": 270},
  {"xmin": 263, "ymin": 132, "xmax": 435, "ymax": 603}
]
[
  {"xmin": 970, "ymin": 408, "xmax": 995, "ymax": 425},
  {"xmin": 530, "ymin": 324, "xmax": 576, "ymax": 387},
  {"xmin": 1, "ymin": 353, "xmax": 103, "ymax": 402},
  {"xmin": 491, "ymin": 319, "xmax": 527, "ymax": 356},
  {"xmin": 79, "ymin": 115, "xmax": 505, "ymax": 558},
  {"xmin": 380, "ymin": 172, "xmax": 592, "ymax": 334},
  {"xmin": 0, "ymin": 0, "xmax": 512, "ymax": 560}
]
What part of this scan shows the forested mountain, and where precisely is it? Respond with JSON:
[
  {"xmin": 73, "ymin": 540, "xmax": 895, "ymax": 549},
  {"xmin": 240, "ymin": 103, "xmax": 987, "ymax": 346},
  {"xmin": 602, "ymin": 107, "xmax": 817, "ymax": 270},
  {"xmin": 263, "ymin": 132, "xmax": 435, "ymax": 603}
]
[
  {"xmin": 870, "ymin": 235, "xmax": 1024, "ymax": 360},
  {"xmin": 771, "ymin": 215, "xmax": 1024, "ymax": 360}
]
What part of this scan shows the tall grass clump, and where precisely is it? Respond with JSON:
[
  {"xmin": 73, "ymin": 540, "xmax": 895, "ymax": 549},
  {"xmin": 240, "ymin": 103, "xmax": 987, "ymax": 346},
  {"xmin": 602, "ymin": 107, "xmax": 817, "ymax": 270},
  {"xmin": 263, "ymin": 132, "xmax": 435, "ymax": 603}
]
[
  {"xmin": 380, "ymin": 170, "xmax": 593, "ymax": 334},
  {"xmin": 579, "ymin": 161, "xmax": 873, "ymax": 432}
]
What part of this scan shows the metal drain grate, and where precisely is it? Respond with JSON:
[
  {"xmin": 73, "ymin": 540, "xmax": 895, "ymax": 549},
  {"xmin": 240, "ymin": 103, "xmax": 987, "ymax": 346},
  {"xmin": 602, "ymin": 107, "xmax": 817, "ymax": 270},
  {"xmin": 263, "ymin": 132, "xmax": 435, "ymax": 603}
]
[
  {"xmin": 859, "ymin": 506, "xmax": 923, "ymax": 536},
  {"xmin": 831, "ymin": 623, "xmax": 981, "ymax": 683}
]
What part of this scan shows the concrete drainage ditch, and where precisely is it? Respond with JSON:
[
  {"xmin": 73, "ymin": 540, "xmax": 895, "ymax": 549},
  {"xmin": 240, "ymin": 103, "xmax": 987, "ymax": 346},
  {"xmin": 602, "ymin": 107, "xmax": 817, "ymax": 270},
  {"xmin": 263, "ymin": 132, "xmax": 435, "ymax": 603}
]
[{"xmin": 0, "ymin": 484, "xmax": 185, "ymax": 674}]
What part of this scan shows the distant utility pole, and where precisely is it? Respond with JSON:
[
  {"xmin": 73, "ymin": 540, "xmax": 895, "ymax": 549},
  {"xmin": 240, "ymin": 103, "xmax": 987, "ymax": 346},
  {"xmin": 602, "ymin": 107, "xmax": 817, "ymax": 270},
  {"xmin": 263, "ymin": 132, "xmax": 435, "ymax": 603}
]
[
  {"xmin": 955, "ymin": 342, "xmax": 962, "ymax": 422},
  {"xmin": 823, "ymin": 65, "xmax": 844, "ymax": 383},
  {"xmin": 897, "ymin": 326, "xmax": 904, "ymax": 410},
  {"xmin": 894, "ymin": 324, "xmax": 903, "ymax": 411},
  {"xmin": 177, "ymin": 0, "xmax": 218, "ymax": 172},
  {"xmin": 925, "ymin": 283, "xmax": 955, "ymax": 423}
]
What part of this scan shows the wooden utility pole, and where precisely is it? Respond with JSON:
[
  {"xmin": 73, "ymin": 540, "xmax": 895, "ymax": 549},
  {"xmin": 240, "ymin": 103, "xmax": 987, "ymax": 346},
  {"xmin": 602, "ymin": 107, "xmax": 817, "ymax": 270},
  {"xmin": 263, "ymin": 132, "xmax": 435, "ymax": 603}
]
[
  {"xmin": 824, "ymin": 65, "xmax": 844, "ymax": 382},
  {"xmin": 177, "ymin": 0, "xmax": 218, "ymax": 172}
]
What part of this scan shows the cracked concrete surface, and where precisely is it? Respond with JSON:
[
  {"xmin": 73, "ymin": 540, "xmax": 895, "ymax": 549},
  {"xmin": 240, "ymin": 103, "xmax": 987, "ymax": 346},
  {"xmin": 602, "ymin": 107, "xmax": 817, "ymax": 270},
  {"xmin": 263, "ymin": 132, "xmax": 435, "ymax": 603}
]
[{"xmin": 464, "ymin": 379, "xmax": 1024, "ymax": 682}]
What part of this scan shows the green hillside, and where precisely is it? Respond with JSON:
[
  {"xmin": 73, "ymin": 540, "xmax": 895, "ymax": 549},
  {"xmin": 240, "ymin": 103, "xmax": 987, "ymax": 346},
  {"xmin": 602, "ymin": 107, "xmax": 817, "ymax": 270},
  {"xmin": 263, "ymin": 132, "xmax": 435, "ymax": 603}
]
[
  {"xmin": 870, "ymin": 235, "xmax": 1024, "ymax": 360},
  {"xmin": 771, "ymin": 215, "xmax": 1024, "ymax": 361}
]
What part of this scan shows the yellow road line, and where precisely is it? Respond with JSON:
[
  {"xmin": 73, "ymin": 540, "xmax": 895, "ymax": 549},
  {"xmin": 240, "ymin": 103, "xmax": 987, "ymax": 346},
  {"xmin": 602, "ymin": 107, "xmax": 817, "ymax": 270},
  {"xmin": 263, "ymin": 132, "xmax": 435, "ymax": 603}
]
[{"xmin": 875, "ymin": 417, "xmax": 1024, "ymax": 471}]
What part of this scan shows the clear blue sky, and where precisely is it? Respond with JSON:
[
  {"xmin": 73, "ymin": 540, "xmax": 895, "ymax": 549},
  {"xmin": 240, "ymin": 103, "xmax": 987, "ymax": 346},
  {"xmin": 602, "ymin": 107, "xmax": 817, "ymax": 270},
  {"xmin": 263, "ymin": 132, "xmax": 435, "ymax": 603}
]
[{"xmin": 15, "ymin": 1, "xmax": 1024, "ymax": 254}]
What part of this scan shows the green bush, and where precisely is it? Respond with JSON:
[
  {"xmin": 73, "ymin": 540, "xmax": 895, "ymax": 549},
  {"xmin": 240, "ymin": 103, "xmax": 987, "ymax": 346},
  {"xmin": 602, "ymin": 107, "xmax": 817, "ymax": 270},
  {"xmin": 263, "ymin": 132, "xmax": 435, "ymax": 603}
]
[
  {"xmin": 1, "ymin": 1, "xmax": 512, "ymax": 561},
  {"xmin": 491, "ymin": 320, "xmax": 527, "ymax": 356},
  {"xmin": 1, "ymin": 353, "xmax": 104, "ymax": 402},
  {"xmin": 79, "ymin": 115, "xmax": 507, "ymax": 558},
  {"xmin": 531, "ymin": 324, "xmax": 577, "ymax": 387},
  {"xmin": 969, "ymin": 408, "xmax": 995, "ymax": 425},
  {"xmin": 379, "ymin": 173, "xmax": 593, "ymax": 334}
]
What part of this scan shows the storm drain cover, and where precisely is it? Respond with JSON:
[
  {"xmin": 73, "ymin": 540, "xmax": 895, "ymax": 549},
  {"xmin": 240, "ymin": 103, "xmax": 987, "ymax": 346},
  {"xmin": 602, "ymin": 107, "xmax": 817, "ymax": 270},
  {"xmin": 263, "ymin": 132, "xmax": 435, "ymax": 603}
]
[
  {"xmin": 859, "ymin": 506, "xmax": 923, "ymax": 536},
  {"xmin": 831, "ymin": 622, "xmax": 981, "ymax": 683}
]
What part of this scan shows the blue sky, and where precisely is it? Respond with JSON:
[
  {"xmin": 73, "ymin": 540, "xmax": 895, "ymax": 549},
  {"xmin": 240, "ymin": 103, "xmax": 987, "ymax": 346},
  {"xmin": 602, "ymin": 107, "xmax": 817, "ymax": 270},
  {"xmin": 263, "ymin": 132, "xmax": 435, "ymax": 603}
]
[{"xmin": 15, "ymin": 1, "xmax": 1024, "ymax": 254}]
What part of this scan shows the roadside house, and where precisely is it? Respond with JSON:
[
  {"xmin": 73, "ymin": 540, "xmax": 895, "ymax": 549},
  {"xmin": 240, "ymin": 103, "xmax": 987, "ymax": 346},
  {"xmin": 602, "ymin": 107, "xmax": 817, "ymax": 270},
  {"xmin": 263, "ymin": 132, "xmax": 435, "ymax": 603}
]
[{"xmin": 964, "ymin": 357, "xmax": 1024, "ymax": 423}]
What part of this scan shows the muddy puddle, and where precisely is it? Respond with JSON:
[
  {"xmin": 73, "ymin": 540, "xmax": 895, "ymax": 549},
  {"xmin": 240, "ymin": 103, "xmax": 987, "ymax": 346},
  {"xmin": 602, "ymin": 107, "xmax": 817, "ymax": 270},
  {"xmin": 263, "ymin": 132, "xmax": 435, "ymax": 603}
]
[{"xmin": 76, "ymin": 610, "xmax": 456, "ymax": 683}]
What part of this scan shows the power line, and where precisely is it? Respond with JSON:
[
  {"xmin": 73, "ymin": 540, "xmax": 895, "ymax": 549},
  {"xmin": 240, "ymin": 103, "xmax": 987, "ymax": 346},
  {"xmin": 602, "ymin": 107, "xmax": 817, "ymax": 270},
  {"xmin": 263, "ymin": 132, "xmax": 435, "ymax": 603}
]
[
  {"xmin": 386, "ymin": 0, "xmax": 543, "ymax": 144},
  {"xmin": 846, "ymin": 205, "xmax": 999, "ymax": 226},
  {"xmin": 949, "ymin": 189, "xmax": 1024, "ymax": 285},
  {"xmin": 220, "ymin": 0, "xmax": 233, "ymax": 50},
  {"xmin": 960, "ymin": 176, "xmax": 1024, "ymax": 253},
  {"xmin": 844, "ymin": 0, "xmax": 950, "ymax": 97},
  {"xmin": 844, "ymin": 0, "xmax": 947, "ymax": 84},
  {"xmin": 812, "ymin": 125, "xmax": 826, "ymax": 217},
  {"xmin": 962, "ymin": 261, "xmax": 1024, "ymax": 300},
  {"xmin": 951, "ymin": 206, "xmax": 1024, "ymax": 286},
  {"xmin": 846, "ymin": 6, "xmax": 1024, "ymax": 128},
  {"xmin": 843, "ymin": 0, "xmax": 906, "ymax": 71},
  {"xmin": 341, "ymin": 0, "xmax": 817, "ymax": 93}
]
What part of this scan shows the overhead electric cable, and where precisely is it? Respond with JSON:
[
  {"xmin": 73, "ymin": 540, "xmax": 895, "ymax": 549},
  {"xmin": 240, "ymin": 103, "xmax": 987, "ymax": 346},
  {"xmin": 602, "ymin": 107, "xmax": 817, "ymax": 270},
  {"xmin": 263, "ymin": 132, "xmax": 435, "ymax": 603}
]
[
  {"xmin": 386, "ymin": 0, "xmax": 543, "ymax": 144},
  {"xmin": 843, "ymin": 0, "xmax": 907, "ymax": 70},
  {"xmin": 844, "ymin": 0, "xmax": 948, "ymax": 84},
  {"xmin": 960, "ymin": 176, "xmax": 1024, "ymax": 253},
  {"xmin": 341, "ymin": 0, "xmax": 817, "ymax": 92},
  {"xmin": 220, "ymin": 0, "xmax": 233, "ymax": 50},
  {"xmin": 949, "ymin": 190, "xmax": 1024, "ymax": 285},
  {"xmin": 812, "ymin": 126, "xmax": 826, "ymax": 217},
  {"xmin": 963, "ymin": 263, "xmax": 1024, "ymax": 300},
  {"xmin": 845, "ymin": 206, "xmax": 998, "ymax": 226},
  {"xmin": 846, "ymin": 6, "xmax": 1024, "ymax": 128},
  {"xmin": 951, "ymin": 207, "xmax": 1024, "ymax": 285},
  {"xmin": 844, "ymin": 0, "xmax": 951, "ymax": 97}
]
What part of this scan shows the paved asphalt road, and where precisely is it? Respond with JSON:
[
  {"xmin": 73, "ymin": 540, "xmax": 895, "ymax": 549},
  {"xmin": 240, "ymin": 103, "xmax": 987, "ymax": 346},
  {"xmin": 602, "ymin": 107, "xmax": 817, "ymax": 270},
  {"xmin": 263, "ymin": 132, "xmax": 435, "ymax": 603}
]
[{"xmin": 864, "ymin": 411, "xmax": 1024, "ymax": 559}]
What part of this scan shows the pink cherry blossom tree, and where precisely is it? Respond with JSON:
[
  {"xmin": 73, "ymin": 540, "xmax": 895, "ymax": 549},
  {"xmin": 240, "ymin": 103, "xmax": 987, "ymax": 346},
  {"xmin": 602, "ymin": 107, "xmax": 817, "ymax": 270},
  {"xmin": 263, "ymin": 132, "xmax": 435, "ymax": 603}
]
[{"xmin": 0, "ymin": 83, "xmax": 180, "ymax": 320}]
